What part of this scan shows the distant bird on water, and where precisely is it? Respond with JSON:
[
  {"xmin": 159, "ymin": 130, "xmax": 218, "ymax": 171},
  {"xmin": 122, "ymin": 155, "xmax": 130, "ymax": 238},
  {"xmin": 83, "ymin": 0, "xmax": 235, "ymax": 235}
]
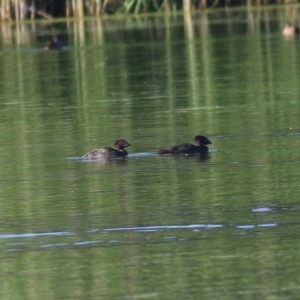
[
  {"xmin": 45, "ymin": 36, "xmax": 63, "ymax": 50},
  {"xmin": 282, "ymin": 23, "xmax": 300, "ymax": 38}
]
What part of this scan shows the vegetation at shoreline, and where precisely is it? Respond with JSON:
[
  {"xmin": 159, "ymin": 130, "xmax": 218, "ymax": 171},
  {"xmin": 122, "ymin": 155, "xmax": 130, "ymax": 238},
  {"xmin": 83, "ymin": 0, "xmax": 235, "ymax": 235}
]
[{"xmin": 0, "ymin": 0, "xmax": 298, "ymax": 21}]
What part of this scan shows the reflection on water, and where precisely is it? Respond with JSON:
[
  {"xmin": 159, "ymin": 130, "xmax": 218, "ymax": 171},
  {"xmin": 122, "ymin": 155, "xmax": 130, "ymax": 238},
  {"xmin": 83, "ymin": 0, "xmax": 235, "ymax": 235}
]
[
  {"xmin": 0, "ymin": 221, "xmax": 279, "ymax": 252},
  {"xmin": 1, "ymin": 6, "xmax": 300, "ymax": 300}
]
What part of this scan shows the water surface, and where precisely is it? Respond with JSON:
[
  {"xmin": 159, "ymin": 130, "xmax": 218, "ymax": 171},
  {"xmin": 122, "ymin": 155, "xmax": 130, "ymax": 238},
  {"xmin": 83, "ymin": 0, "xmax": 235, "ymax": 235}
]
[{"xmin": 1, "ymin": 7, "xmax": 300, "ymax": 300}]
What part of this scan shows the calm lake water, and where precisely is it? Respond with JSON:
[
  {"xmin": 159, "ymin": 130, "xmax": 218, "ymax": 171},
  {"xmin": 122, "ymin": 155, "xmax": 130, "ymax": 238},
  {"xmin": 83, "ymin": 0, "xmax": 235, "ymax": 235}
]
[{"xmin": 1, "ymin": 6, "xmax": 300, "ymax": 300}]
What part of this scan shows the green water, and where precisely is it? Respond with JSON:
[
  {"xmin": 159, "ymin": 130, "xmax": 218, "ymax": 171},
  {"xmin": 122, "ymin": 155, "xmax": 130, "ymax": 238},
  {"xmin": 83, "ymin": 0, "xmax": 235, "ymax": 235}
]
[{"xmin": 1, "ymin": 7, "xmax": 300, "ymax": 300}]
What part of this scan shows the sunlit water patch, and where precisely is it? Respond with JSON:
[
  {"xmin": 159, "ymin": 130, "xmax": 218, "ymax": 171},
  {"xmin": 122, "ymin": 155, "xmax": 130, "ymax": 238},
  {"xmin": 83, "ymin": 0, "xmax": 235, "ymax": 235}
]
[
  {"xmin": 252, "ymin": 206, "xmax": 274, "ymax": 213},
  {"xmin": 0, "ymin": 222, "xmax": 280, "ymax": 253}
]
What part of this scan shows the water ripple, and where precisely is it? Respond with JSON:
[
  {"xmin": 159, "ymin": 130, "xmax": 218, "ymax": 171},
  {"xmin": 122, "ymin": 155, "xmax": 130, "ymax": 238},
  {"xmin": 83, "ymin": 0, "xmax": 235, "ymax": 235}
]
[
  {"xmin": 0, "ymin": 223, "xmax": 279, "ymax": 239},
  {"xmin": 0, "ymin": 231, "xmax": 75, "ymax": 239},
  {"xmin": 0, "ymin": 222, "xmax": 280, "ymax": 253}
]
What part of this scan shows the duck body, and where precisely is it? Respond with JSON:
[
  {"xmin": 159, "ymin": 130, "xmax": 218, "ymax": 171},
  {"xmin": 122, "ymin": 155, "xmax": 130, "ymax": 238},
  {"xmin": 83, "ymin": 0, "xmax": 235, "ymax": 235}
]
[
  {"xmin": 157, "ymin": 135, "xmax": 211, "ymax": 155},
  {"xmin": 83, "ymin": 139, "xmax": 131, "ymax": 160}
]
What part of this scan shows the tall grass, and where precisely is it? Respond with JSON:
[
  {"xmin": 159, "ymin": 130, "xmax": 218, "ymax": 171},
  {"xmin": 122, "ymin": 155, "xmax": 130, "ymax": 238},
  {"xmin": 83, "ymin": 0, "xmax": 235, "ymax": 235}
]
[{"xmin": 0, "ymin": 0, "xmax": 298, "ymax": 21}]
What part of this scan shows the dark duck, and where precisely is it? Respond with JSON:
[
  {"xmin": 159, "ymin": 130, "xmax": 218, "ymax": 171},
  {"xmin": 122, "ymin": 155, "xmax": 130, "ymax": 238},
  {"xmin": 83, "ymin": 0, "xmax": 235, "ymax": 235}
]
[
  {"xmin": 83, "ymin": 139, "xmax": 131, "ymax": 160},
  {"xmin": 157, "ymin": 135, "xmax": 211, "ymax": 155},
  {"xmin": 45, "ymin": 36, "xmax": 63, "ymax": 50}
]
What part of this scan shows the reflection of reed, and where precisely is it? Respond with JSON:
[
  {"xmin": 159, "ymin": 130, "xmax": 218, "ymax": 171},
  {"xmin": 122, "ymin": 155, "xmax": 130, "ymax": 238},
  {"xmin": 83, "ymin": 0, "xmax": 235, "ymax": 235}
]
[
  {"xmin": 184, "ymin": 11, "xmax": 197, "ymax": 109},
  {"xmin": 0, "ymin": 22, "xmax": 36, "ymax": 45},
  {"xmin": 0, "ymin": 1, "xmax": 299, "ymax": 20},
  {"xmin": 195, "ymin": 12, "xmax": 214, "ymax": 124},
  {"xmin": 1, "ymin": 8, "xmax": 300, "ymax": 134},
  {"xmin": 184, "ymin": 10, "xmax": 193, "ymax": 39}
]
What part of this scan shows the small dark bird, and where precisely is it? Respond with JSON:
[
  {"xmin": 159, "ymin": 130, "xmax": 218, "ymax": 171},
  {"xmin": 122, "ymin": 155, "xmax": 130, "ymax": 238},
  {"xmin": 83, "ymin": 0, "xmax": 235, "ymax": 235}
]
[
  {"xmin": 45, "ymin": 36, "xmax": 63, "ymax": 50},
  {"xmin": 157, "ymin": 135, "xmax": 211, "ymax": 155}
]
